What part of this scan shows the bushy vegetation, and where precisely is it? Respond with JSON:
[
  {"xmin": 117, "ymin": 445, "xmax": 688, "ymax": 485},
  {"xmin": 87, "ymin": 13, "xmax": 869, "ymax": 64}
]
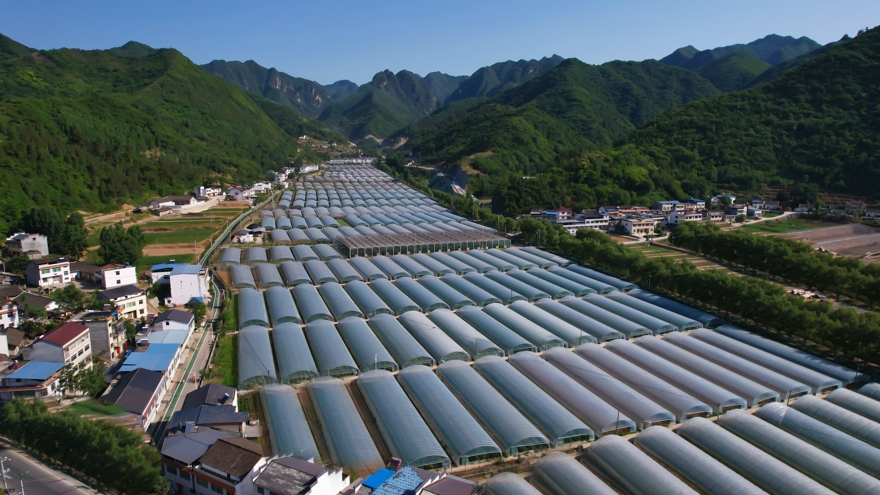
[
  {"xmin": 16, "ymin": 207, "xmax": 88, "ymax": 258},
  {"xmin": 98, "ymin": 223, "xmax": 145, "ymax": 265}
]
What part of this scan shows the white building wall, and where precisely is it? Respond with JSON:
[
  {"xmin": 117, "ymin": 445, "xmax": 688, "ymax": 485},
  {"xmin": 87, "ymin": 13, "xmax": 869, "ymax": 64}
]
[
  {"xmin": 169, "ymin": 273, "xmax": 207, "ymax": 306},
  {"xmin": 0, "ymin": 302, "xmax": 19, "ymax": 330},
  {"xmin": 101, "ymin": 266, "xmax": 138, "ymax": 289}
]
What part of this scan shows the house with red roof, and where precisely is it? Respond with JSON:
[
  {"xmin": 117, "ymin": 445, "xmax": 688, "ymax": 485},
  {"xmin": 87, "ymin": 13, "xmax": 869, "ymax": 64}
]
[{"xmin": 24, "ymin": 322, "xmax": 92, "ymax": 372}]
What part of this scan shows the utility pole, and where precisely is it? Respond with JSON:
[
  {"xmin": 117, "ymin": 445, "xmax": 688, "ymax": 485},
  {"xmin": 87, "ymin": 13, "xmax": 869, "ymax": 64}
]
[
  {"xmin": 19, "ymin": 471, "xmax": 28, "ymax": 495},
  {"xmin": 0, "ymin": 457, "xmax": 9, "ymax": 492},
  {"xmin": 536, "ymin": 230, "xmax": 541, "ymax": 249}
]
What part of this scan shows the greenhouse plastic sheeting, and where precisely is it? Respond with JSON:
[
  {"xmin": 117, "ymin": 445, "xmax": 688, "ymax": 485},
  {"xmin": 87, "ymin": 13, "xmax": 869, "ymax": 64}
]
[
  {"xmin": 567, "ymin": 265, "xmax": 638, "ymax": 291},
  {"xmin": 279, "ymin": 261, "xmax": 311, "ymax": 287},
  {"xmin": 532, "ymin": 299, "xmax": 624, "ymax": 342},
  {"xmin": 288, "ymin": 229, "xmax": 310, "ymax": 243},
  {"xmin": 791, "ymin": 395, "xmax": 880, "ymax": 449},
  {"xmin": 219, "ymin": 248, "xmax": 241, "ymax": 265},
  {"xmin": 482, "ymin": 473, "xmax": 541, "ymax": 495},
  {"xmin": 606, "ymin": 339, "xmax": 746, "ymax": 414},
  {"xmin": 826, "ymin": 388, "xmax": 880, "ymax": 423},
  {"xmin": 436, "ymin": 360, "xmax": 549, "ymax": 455},
  {"xmin": 322, "ymin": 227, "xmax": 341, "ymax": 242},
  {"xmin": 429, "ymin": 252, "xmax": 476, "ymax": 275},
  {"xmin": 606, "ymin": 292, "xmax": 702, "ymax": 331},
  {"xmin": 418, "ymin": 276, "xmax": 476, "ymax": 309},
  {"xmin": 481, "ymin": 304, "xmax": 567, "ymax": 351},
  {"xmin": 718, "ymin": 410, "xmax": 880, "ymax": 495},
  {"xmin": 371, "ymin": 256, "xmax": 410, "ymax": 279},
  {"xmin": 313, "ymin": 244, "xmax": 343, "ymax": 261},
  {"xmin": 633, "ymin": 336, "xmax": 778, "ymax": 408},
  {"xmin": 484, "ymin": 271, "xmax": 550, "ymax": 301},
  {"xmin": 305, "ymin": 216, "xmax": 324, "ymax": 229},
  {"xmin": 861, "ymin": 382, "xmax": 880, "ymax": 401},
  {"xmin": 261, "ymin": 217, "xmax": 276, "ymax": 230},
  {"xmin": 628, "ymin": 289, "xmax": 726, "ymax": 328},
  {"xmin": 485, "ymin": 249, "xmax": 538, "ymax": 271},
  {"xmin": 320, "ymin": 216, "xmax": 340, "ymax": 228},
  {"xmin": 344, "ymin": 281, "xmax": 393, "ymax": 318},
  {"xmin": 307, "ymin": 378, "xmax": 384, "ymax": 476},
  {"xmin": 427, "ymin": 309, "xmax": 503, "ymax": 359},
  {"xmin": 474, "ymin": 356, "xmax": 593, "ymax": 446},
  {"xmin": 756, "ymin": 403, "xmax": 880, "ymax": 478},
  {"xmin": 292, "ymin": 284, "xmax": 333, "ymax": 322},
  {"xmin": 505, "ymin": 269, "xmax": 574, "ymax": 299},
  {"xmin": 508, "ymin": 351, "xmax": 636, "ymax": 435},
  {"xmin": 399, "ymin": 366, "xmax": 499, "ymax": 466},
  {"xmin": 411, "ymin": 253, "xmax": 455, "ymax": 276},
  {"xmin": 318, "ymin": 282, "xmax": 364, "ymax": 321},
  {"xmin": 276, "ymin": 217, "xmax": 292, "ymax": 230},
  {"xmin": 264, "ymin": 286, "xmax": 302, "ymax": 326},
  {"xmin": 581, "ymin": 293, "xmax": 677, "ymax": 335},
  {"xmin": 260, "ymin": 385, "xmax": 321, "ymax": 461},
  {"xmin": 508, "ymin": 300, "xmax": 596, "ymax": 346},
  {"xmin": 714, "ymin": 326, "xmax": 870, "ymax": 385},
  {"xmin": 304, "ymin": 320, "xmax": 359, "ymax": 377},
  {"xmin": 271, "ymin": 323, "xmax": 318, "ymax": 383},
  {"xmin": 526, "ymin": 269, "xmax": 596, "ymax": 297},
  {"xmin": 466, "ymin": 250, "xmax": 515, "ymax": 271},
  {"xmin": 664, "ymin": 332, "xmax": 811, "ymax": 401},
  {"xmin": 357, "ymin": 370, "xmax": 450, "ymax": 469},
  {"xmin": 503, "ymin": 248, "xmax": 560, "ymax": 270},
  {"xmin": 270, "ymin": 230, "xmax": 291, "ymax": 244},
  {"xmin": 245, "ymin": 247, "xmax": 268, "ymax": 265},
  {"xmin": 447, "ymin": 250, "xmax": 498, "ymax": 273},
  {"xmin": 690, "ymin": 328, "xmax": 841, "ymax": 394},
  {"xmin": 575, "ymin": 344, "xmax": 713, "ymax": 422},
  {"xmin": 238, "ymin": 326, "xmax": 278, "ymax": 388},
  {"xmin": 460, "ymin": 272, "xmax": 527, "ymax": 304},
  {"xmin": 325, "ymin": 259, "xmax": 363, "ymax": 283},
  {"xmin": 530, "ymin": 454, "xmax": 617, "ymax": 495},
  {"xmin": 542, "ymin": 347, "xmax": 675, "ymax": 430},
  {"xmin": 291, "ymin": 217, "xmax": 308, "ymax": 229},
  {"xmin": 391, "ymin": 255, "xmax": 433, "ymax": 278},
  {"xmin": 230, "ymin": 265, "xmax": 257, "ymax": 290},
  {"xmin": 439, "ymin": 274, "xmax": 502, "ymax": 308},
  {"xmin": 519, "ymin": 247, "xmax": 571, "ymax": 266},
  {"xmin": 555, "ymin": 296, "xmax": 651, "ymax": 339},
  {"xmin": 304, "ymin": 228, "xmax": 329, "ymax": 243},
  {"xmin": 238, "ymin": 288, "xmax": 269, "ymax": 327},
  {"xmin": 255, "ymin": 263, "xmax": 284, "ymax": 288},
  {"xmin": 394, "ymin": 277, "xmax": 450, "ymax": 312},
  {"xmin": 291, "ymin": 245, "xmax": 318, "ymax": 261},
  {"xmin": 304, "ymin": 259, "xmax": 338, "ymax": 285},
  {"xmin": 455, "ymin": 306, "xmax": 535, "ymax": 354},
  {"xmin": 337, "ymin": 317, "xmax": 397, "ymax": 372},
  {"xmin": 349, "ymin": 257, "xmax": 387, "ymax": 281},
  {"xmin": 368, "ymin": 279, "xmax": 421, "ymax": 315},
  {"xmin": 268, "ymin": 246, "xmax": 294, "ymax": 263},
  {"xmin": 582, "ymin": 434, "xmax": 699, "ymax": 495},
  {"xmin": 398, "ymin": 312, "xmax": 469, "ymax": 363},
  {"xmin": 633, "ymin": 426, "xmax": 765, "ymax": 495},
  {"xmin": 546, "ymin": 266, "xmax": 615, "ymax": 294}
]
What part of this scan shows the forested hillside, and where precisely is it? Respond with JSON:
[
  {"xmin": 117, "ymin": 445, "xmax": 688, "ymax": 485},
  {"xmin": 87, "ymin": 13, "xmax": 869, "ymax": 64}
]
[
  {"xmin": 693, "ymin": 51, "xmax": 771, "ymax": 92},
  {"xmin": 444, "ymin": 55, "xmax": 564, "ymax": 103},
  {"xmin": 0, "ymin": 33, "xmax": 343, "ymax": 234},
  {"xmin": 661, "ymin": 34, "xmax": 820, "ymax": 70}
]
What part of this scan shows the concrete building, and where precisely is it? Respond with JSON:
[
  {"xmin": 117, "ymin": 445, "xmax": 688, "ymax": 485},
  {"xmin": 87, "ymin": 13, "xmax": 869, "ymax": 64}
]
[
  {"xmin": 227, "ymin": 187, "xmax": 253, "ymax": 201},
  {"xmin": 97, "ymin": 263, "xmax": 138, "ymax": 290},
  {"xmin": 98, "ymin": 285, "xmax": 146, "ymax": 320},
  {"xmin": 5, "ymin": 233, "xmax": 49, "ymax": 258},
  {"xmin": 764, "ymin": 200, "xmax": 781, "ymax": 211},
  {"xmin": 150, "ymin": 196, "xmax": 198, "ymax": 209},
  {"xmin": 25, "ymin": 257, "xmax": 71, "ymax": 287},
  {"xmin": 76, "ymin": 311, "xmax": 126, "ymax": 361},
  {"xmin": 254, "ymin": 457, "xmax": 349, "ymax": 495},
  {"xmin": 191, "ymin": 438, "xmax": 268, "ymax": 495},
  {"xmin": 668, "ymin": 211, "xmax": 704, "ymax": 226},
  {"xmin": 2, "ymin": 328, "xmax": 24, "ymax": 358},
  {"xmin": 150, "ymin": 263, "xmax": 184, "ymax": 284},
  {"xmin": 182, "ymin": 383, "xmax": 237, "ymax": 410},
  {"xmin": 653, "ymin": 201, "xmax": 680, "ymax": 213},
  {"xmin": 0, "ymin": 286, "xmax": 21, "ymax": 331},
  {"xmin": 26, "ymin": 322, "xmax": 92, "ymax": 371},
  {"xmin": 0, "ymin": 361, "xmax": 65, "ymax": 400},
  {"xmin": 195, "ymin": 186, "xmax": 224, "ymax": 198},
  {"xmin": 150, "ymin": 309, "xmax": 196, "ymax": 333},
  {"xmin": 704, "ymin": 210, "xmax": 724, "ymax": 222},
  {"xmin": 747, "ymin": 208, "xmax": 764, "ymax": 218},
  {"xmin": 166, "ymin": 265, "xmax": 209, "ymax": 306},
  {"xmin": 99, "ymin": 368, "xmax": 164, "ymax": 429},
  {"xmin": 622, "ymin": 218, "xmax": 659, "ymax": 237},
  {"xmin": 161, "ymin": 429, "xmax": 237, "ymax": 495},
  {"xmin": 529, "ymin": 207, "xmax": 573, "ymax": 222},
  {"xmin": 575, "ymin": 210, "xmax": 611, "ymax": 231}
]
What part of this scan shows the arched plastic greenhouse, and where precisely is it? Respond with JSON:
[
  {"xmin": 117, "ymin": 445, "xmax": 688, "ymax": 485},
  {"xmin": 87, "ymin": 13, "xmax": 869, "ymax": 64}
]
[
  {"xmin": 304, "ymin": 320, "xmax": 359, "ymax": 377},
  {"xmin": 279, "ymin": 261, "xmax": 311, "ymax": 287},
  {"xmin": 481, "ymin": 303, "xmax": 567, "ymax": 351},
  {"xmin": 530, "ymin": 453, "xmax": 617, "ymax": 495},
  {"xmin": 260, "ymin": 385, "xmax": 320, "ymax": 461},
  {"xmin": 336, "ymin": 317, "xmax": 397, "ymax": 372},
  {"xmin": 230, "ymin": 265, "xmax": 257, "ymax": 290},
  {"xmin": 238, "ymin": 326, "xmax": 277, "ymax": 388},
  {"xmin": 264, "ymin": 286, "xmax": 302, "ymax": 326},
  {"xmin": 254, "ymin": 263, "xmax": 284, "ymax": 288},
  {"xmin": 292, "ymin": 284, "xmax": 333, "ymax": 322},
  {"xmin": 509, "ymin": 300, "xmax": 596, "ymax": 346},
  {"xmin": 271, "ymin": 323, "xmax": 318, "ymax": 383},
  {"xmin": 427, "ymin": 309, "xmax": 503, "ymax": 359},
  {"xmin": 238, "ymin": 288, "xmax": 269, "ymax": 327},
  {"xmin": 532, "ymin": 299, "xmax": 624, "ymax": 342},
  {"xmin": 394, "ymin": 277, "xmax": 450, "ymax": 312},
  {"xmin": 318, "ymin": 282, "xmax": 365, "ymax": 321},
  {"xmin": 368, "ymin": 279, "xmax": 421, "ymax": 315},
  {"xmin": 398, "ymin": 311, "xmax": 469, "ymax": 363},
  {"xmin": 367, "ymin": 314, "xmax": 434, "ymax": 368}
]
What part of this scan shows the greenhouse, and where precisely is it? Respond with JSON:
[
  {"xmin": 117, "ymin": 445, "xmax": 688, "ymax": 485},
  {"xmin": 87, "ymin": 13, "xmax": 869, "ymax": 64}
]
[
  {"xmin": 826, "ymin": 389, "xmax": 880, "ymax": 423},
  {"xmin": 245, "ymin": 247, "xmax": 268, "ymax": 265},
  {"xmin": 303, "ymin": 259, "xmax": 338, "ymax": 285},
  {"xmin": 219, "ymin": 248, "xmax": 241, "ymax": 265},
  {"xmin": 628, "ymin": 289, "xmax": 726, "ymax": 328},
  {"xmin": 279, "ymin": 261, "xmax": 311, "ymax": 287},
  {"xmin": 370, "ymin": 225, "xmax": 396, "ymax": 236},
  {"xmin": 482, "ymin": 473, "xmax": 541, "ymax": 495},
  {"xmin": 436, "ymin": 360, "xmax": 549, "ymax": 456},
  {"xmin": 526, "ymin": 269, "xmax": 596, "ymax": 297},
  {"xmin": 398, "ymin": 312, "xmax": 470, "ymax": 363},
  {"xmin": 418, "ymin": 276, "xmax": 477, "ymax": 309},
  {"xmin": 474, "ymin": 356, "xmax": 594, "ymax": 446},
  {"xmin": 714, "ymin": 326, "xmax": 870, "ymax": 385},
  {"xmin": 307, "ymin": 378, "xmax": 384, "ymax": 476},
  {"xmin": 305, "ymin": 215, "xmax": 325, "ymax": 229},
  {"xmin": 530, "ymin": 453, "xmax": 616, "ymax": 495},
  {"xmin": 861, "ymin": 382, "xmax": 880, "ymax": 401},
  {"xmin": 261, "ymin": 217, "xmax": 276, "ymax": 231},
  {"xmin": 429, "ymin": 252, "xmax": 476, "ymax": 274},
  {"xmin": 483, "ymin": 271, "xmax": 551, "ymax": 302},
  {"xmin": 567, "ymin": 265, "xmax": 638, "ymax": 291},
  {"xmin": 508, "ymin": 352, "xmax": 636, "ymax": 435},
  {"xmin": 427, "ymin": 309, "xmax": 504, "ymax": 359},
  {"xmin": 264, "ymin": 286, "xmax": 302, "ymax": 326},
  {"xmin": 359, "ymin": 215, "xmax": 382, "ymax": 226},
  {"xmin": 483, "ymin": 304, "xmax": 568, "ymax": 351},
  {"xmin": 273, "ymin": 208, "xmax": 286, "ymax": 218},
  {"xmin": 633, "ymin": 426, "xmax": 765, "ymax": 495},
  {"xmin": 582, "ymin": 434, "xmax": 699, "ymax": 495},
  {"xmin": 349, "ymin": 257, "xmax": 387, "ymax": 281},
  {"xmin": 357, "ymin": 370, "xmax": 451, "ymax": 469},
  {"xmin": 288, "ymin": 229, "xmax": 309, "ymax": 243},
  {"xmin": 505, "ymin": 270, "xmax": 574, "ymax": 299},
  {"xmin": 439, "ymin": 274, "xmax": 503, "ymax": 307},
  {"xmin": 304, "ymin": 228, "xmax": 329, "ymax": 243},
  {"xmin": 545, "ymin": 266, "xmax": 615, "ymax": 294},
  {"xmin": 391, "ymin": 255, "xmax": 433, "ymax": 278},
  {"xmin": 371, "ymin": 214, "xmax": 397, "ymax": 225},
  {"xmin": 367, "ymin": 314, "xmax": 434, "ymax": 368},
  {"xmin": 320, "ymin": 216, "xmax": 340, "ymax": 228},
  {"xmin": 467, "ymin": 250, "xmax": 515, "ymax": 271},
  {"xmin": 580, "ymin": 293, "xmax": 677, "ymax": 335},
  {"xmin": 343, "ymin": 281, "xmax": 393, "ymax": 318},
  {"xmin": 292, "ymin": 284, "xmax": 333, "ymax": 322},
  {"xmin": 718, "ymin": 410, "xmax": 880, "ymax": 494},
  {"xmin": 260, "ymin": 385, "xmax": 321, "ymax": 461},
  {"xmin": 291, "ymin": 217, "xmax": 308, "ymax": 229},
  {"xmin": 238, "ymin": 288, "xmax": 269, "ymax": 327},
  {"xmin": 455, "ymin": 306, "xmax": 536, "ymax": 354},
  {"xmin": 337, "ymin": 317, "xmax": 397, "ymax": 372},
  {"xmin": 269, "ymin": 247, "xmax": 293, "ymax": 264},
  {"xmin": 370, "ymin": 256, "xmax": 411, "ymax": 279},
  {"xmin": 326, "ymin": 259, "xmax": 363, "ymax": 283},
  {"xmin": 238, "ymin": 326, "xmax": 278, "ymax": 388},
  {"xmin": 261, "ymin": 210, "xmax": 274, "ymax": 218},
  {"xmin": 230, "ymin": 265, "xmax": 257, "ymax": 290},
  {"xmin": 460, "ymin": 272, "xmax": 526, "ymax": 304},
  {"xmin": 411, "ymin": 253, "xmax": 455, "ymax": 276},
  {"xmin": 502, "ymin": 248, "xmax": 557, "ymax": 269},
  {"xmin": 291, "ymin": 245, "xmax": 319, "ymax": 261},
  {"xmin": 532, "ymin": 299, "xmax": 624, "ymax": 342},
  {"xmin": 368, "ymin": 279, "xmax": 421, "ymax": 315},
  {"xmin": 271, "ymin": 323, "xmax": 318, "ymax": 383},
  {"xmin": 486, "ymin": 249, "xmax": 538, "ymax": 271},
  {"xmin": 255, "ymin": 263, "xmax": 284, "ymax": 288},
  {"xmin": 275, "ymin": 217, "xmax": 292, "ymax": 230},
  {"xmin": 519, "ymin": 247, "xmax": 571, "ymax": 266},
  {"xmin": 394, "ymin": 277, "xmax": 450, "ymax": 312},
  {"xmin": 304, "ymin": 320, "xmax": 359, "ymax": 377},
  {"xmin": 606, "ymin": 292, "xmax": 702, "ymax": 331},
  {"xmin": 542, "ymin": 348, "xmax": 675, "ymax": 429},
  {"xmin": 509, "ymin": 300, "xmax": 597, "ymax": 346},
  {"xmin": 791, "ymin": 395, "xmax": 880, "ymax": 449},
  {"xmin": 270, "ymin": 229, "xmax": 291, "ymax": 244},
  {"xmin": 689, "ymin": 329, "xmax": 841, "ymax": 394},
  {"xmin": 447, "ymin": 251, "xmax": 498, "ymax": 273},
  {"xmin": 664, "ymin": 332, "xmax": 812, "ymax": 401},
  {"xmin": 318, "ymin": 282, "xmax": 365, "ymax": 320},
  {"xmin": 556, "ymin": 297, "xmax": 652, "ymax": 339},
  {"xmin": 313, "ymin": 244, "xmax": 344, "ymax": 261}
]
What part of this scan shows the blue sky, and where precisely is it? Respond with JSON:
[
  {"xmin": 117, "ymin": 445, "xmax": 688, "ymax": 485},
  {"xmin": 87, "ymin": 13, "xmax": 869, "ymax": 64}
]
[{"xmin": 1, "ymin": 0, "xmax": 876, "ymax": 85}]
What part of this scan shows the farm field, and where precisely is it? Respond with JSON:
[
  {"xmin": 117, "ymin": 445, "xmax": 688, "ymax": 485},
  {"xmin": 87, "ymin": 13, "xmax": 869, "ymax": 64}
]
[{"xmin": 737, "ymin": 217, "xmax": 836, "ymax": 234}]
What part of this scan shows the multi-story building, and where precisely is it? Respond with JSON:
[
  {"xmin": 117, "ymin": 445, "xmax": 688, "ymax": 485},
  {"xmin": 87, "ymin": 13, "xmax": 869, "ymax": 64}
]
[
  {"xmin": 149, "ymin": 196, "xmax": 198, "ymax": 209},
  {"xmin": 165, "ymin": 265, "xmax": 209, "ymax": 306},
  {"xmin": 5, "ymin": 233, "xmax": 49, "ymax": 258},
  {"xmin": 26, "ymin": 322, "xmax": 92, "ymax": 371},
  {"xmin": 0, "ymin": 286, "xmax": 21, "ymax": 331},
  {"xmin": 653, "ymin": 200, "xmax": 680, "ymax": 213},
  {"xmin": 150, "ymin": 309, "xmax": 196, "ymax": 333},
  {"xmin": 195, "ymin": 186, "xmax": 224, "ymax": 198},
  {"xmin": 25, "ymin": 257, "xmax": 71, "ymax": 287},
  {"xmin": 76, "ymin": 311, "xmax": 127, "ymax": 360},
  {"xmin": 253, "ymin": 458, "xmax": 349, "ymax": 495},
  {"xmin": 192, "ymin": 438, "xmax": 268, "ymax": 495},
  {"xmin": 99, "ymin": 368, "xmax": 164, "ymax": 429},
  {"xmin": 575, "ymin": 210, "xmax": 611, "ymax": 231},
  {"xmin": 97, "ymin": 263, "xmax": 138, "ymax": 290},
  {"xmin": 622, "ymin": 218, "xmax": 659, "ymax": 237},
  {"xmin": 98, "ymin": 285, "xmax": 146, "ymax": 320},
  {"xmin": 703, "ymin": 210, "xmax": 724, "ymax": 222},
  {"xmin": 529, "ymin": 207, "xmax": 573, "ymax": 222},
  {"xmin": 667, "ymin": 210, "xmax": 704, "ymax": 226},
  {"xmin": 161, "ymin": 429, "xmax": 237, "ymax": 495},
  {"xmin": 0, "ymin": 361, "xmax": 65, "ymax": 400}
]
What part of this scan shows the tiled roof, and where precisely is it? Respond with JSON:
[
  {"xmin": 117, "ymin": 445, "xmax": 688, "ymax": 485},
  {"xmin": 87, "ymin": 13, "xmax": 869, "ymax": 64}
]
[
  {"xmin": 182, "ymin": 383, "xmax": 236, "ymax": 410},
  {"xmin": 161, "ymin": 428, "xmax": 236, "ymax": 465},
  {"xmin": 254, "ymin": 458, "xmax": 327, "ymax": 495},
  {"xmin": 198, "ymin": 438, "xmax": 267, "ymax": 479},
  {"xmin": 40, "ymin": 322, "xmax": 88, "ymax": 346},
  {"xmin": 98, "ymin": 284, "xmax": 143, "ymax": 300},
  {"xmin": 100, "ymin": 368, "xmax": 163, "ymax": 414},
  {"xmin": 152, "ymin": 309, "xmax": 194, "ymax": 326}
]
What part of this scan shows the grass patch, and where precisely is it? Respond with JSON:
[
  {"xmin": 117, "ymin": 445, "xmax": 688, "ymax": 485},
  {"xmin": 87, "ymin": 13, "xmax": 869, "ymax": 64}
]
[
  {"xmin": 69, "ymin": 399, "xmax": 127, "ymax": 416},
  {"xmin": 738, "ymin": 218, "xmax": 829, "ymax": 234},
  {"xmin": 145, "ymin": 228, "xmax": 219, "ymax": 244},
  {"xmin": 137, "ymin": 253, "xmax": 196, "ymax": 268},
  {"xmin": 237, "ymin": 394, "xmax": 255, "ymax": 413},
  {"xmin": 209, "ymin": 334, "xmax": 237, "ymax": 388}
]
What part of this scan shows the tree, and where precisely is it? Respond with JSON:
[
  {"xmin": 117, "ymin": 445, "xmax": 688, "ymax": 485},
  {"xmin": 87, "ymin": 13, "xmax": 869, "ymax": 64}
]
[
  {"xmin": 50, "ymin": 285, "xmax": 86, "ymax": 310},
  {"xmin": 97, "ymin": 223, "xmax": 143, "ymax": 265},
  {"xmin": 61, "ymin": 213, "xmax": 88, "ymax": 259},
  {"xmin": 5, "ymin": 255, "xmax": 30, "ymax": 274},
  {"xmin": 186, "ymin": 299, "xmax": 207, "ymax": 323},
  {"xmin": 654, "ymin": 223, "xmax": 666, "ymax": 236},
  {"xmin": 75, "ymin": 363, "xmax": 108, "ymax": 397},
  {"xmin": 58, "ymin": 366, "xmax": 77, "ymax": 396},
  {"xmin": 19, "ymin": 208, "xmax": 88, "ymax": 258}
]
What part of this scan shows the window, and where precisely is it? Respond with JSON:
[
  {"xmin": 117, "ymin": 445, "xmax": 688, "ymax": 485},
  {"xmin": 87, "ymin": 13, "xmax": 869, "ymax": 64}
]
[
  {"xmin": 116, "ymin": 280, "xmax": 121, "ymax": 285},
  {"xmin": 196, "ymin": 478, "xmax": 207, "ymax": 487},
  {"xmin": 41, "ymin": 269, "xmax": 49, "ymax": 275},
  {"xmin": 139, "ymin": 299, "xmax": 145, "ymax": 305},
  {"xmin": 180, "ymin": 472, "xmax": 190, "ymax": 481},
  {"xmin": 167, "ymin": 466, "xmax": 178, "ymax": 476},
  {"xmin": 210, "ymin": 484, "xmax": 222, "ymax": 494},
  {"xmin": 78, "ymin": 349, "xmax": 83, "ymax": 356},
  {"xmin": 85, "ymin": 345, "xmax": 89, "ymax": 351},
  {"xmin": 225, "ymin": 490, "xmax": 232, "ymax": 495},
  {"xmin": 256, "ymin": 488, "xmax": 264, "ymax": 495}
]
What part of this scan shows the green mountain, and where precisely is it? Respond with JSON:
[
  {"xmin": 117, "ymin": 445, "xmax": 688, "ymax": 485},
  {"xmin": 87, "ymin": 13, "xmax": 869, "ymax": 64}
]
[
  {"xmin": 323, "ymin": 79, "xmax": 359, "ymax": 101},
  {"xmin": 445, "ymin": 55, "xmax": 564, "ymax": 104},
  {"xmin": 661, "ymin": 34, "xmax": 821, "ymax": 70},
  {"xmin": 694, "ymin": 51, "xmax": 771, "ymax": 92},
  {"xmin": 0, "ymin": 34, "xmax": 32, "ymax": 59},
  {"xmin": 107, "ymin": 41, "xmax": 157, "ymax": 58},
  {"xmin": 424, "ymin": 72, "xmax": 468, "ymax": 105},
  {"xmin": 201, "ymin": 60, "xmax": 332, "ymax": 118},
  {"xmin": 0, "ymin": 34, "xmax": 345, "ymax": 233}
]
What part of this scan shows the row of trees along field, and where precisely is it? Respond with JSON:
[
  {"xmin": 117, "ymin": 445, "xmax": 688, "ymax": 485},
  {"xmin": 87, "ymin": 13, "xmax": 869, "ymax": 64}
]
[{"xmin": 669, "ymin": 222, "xmax": 880, "ymax": 307}]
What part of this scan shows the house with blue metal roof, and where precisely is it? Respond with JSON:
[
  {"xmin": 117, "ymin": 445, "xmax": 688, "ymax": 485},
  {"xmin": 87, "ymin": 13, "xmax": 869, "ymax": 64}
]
[
  {"xmin": 0, "ymin": 361, "xmax": 65, "ymax": 400},
  {"xmin": 151, "ymin": 263, "xmax": 186, "ymax": 284},
  {"xmin": 163, "ymin": 265, "xmax": 208, "ymax": 306}
]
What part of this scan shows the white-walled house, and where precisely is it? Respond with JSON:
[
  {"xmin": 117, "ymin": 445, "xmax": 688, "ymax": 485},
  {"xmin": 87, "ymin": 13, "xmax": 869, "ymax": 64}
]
[
  {"xmin": 150, "ymin": 309, "xmax": 196, "ymax": 333},
  {"xmin": 26, "ymin": 322, "xmax": 92, "ymax": 372},
  {"xmin": 98, "ymin": 285, "xmax": 147, "ymax": 320},
  {"xmin": 97, "ymin": 264, "xmax": 138, "ymax": 290},
  {"xmin": 165, "ymin": 265, "xmax": 208, "ymax": 306},
  {"xmin": 25, "ymin": 257, "xmax": 71, "ymax": 287},
  {"xmin": 192, "ymin": 438, "xmax": 268, "ymax": 495}
]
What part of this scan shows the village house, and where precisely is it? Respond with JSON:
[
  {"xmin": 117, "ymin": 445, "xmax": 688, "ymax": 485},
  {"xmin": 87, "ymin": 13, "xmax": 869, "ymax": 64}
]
[
  {"xmin": 75, "ymin": 310, "xmax": 127, "ymax": 360},
  {"xmin": 99, "ymin": 368, "xmax": 164, "ymax": 429},
  {"xmin": 0, "ymin": 361, "xmax": 65, "ymax": 400},
  {"xmin": 25, "ymin": 322, "xmax": 92, "ymax": 372},
  {"xmin": 150, "ymin": 309, "xmax": 196, "ymax": 334},
  {"xmin": 25, "ymin": 257, "xmax": 71, "ymax": 287},
  {"xmin": 575, "ymin": 210, "xmax": 611, "ymax": 231},
  {"xmin": 165, "ymin": 265, "xmax": 209, "ymax": 306},
  {"xmin": 150, "ymin": 196, "xmax": 198, "ymax": 209},
  {"xmin": 621, "ymin": 217, "xmax": 659, "ymax": 237},
  {"xmin": 5, "ymin": 233, "xmax": 49, "ymax": 258},
  {"xmin": 667, "ymin": 210, "xmax": 703, "ymax": 226},
  {"xmin": 195, "ymin": 186, "xmax": 224, "ymax": 198},
  {"xmin": 97, "ymin": 263, "xmax": 138, "ymax": 290},
  {"xmin": 0, "ymin": 286, "xmax": 21, "ymax": 331},
  {"xmin": 98, "ymin": 284, "xmax": 146, "ymax": 320},
  {"xmin": 190, "ymin": 438, "xmax": 269, "ymax": 495}
]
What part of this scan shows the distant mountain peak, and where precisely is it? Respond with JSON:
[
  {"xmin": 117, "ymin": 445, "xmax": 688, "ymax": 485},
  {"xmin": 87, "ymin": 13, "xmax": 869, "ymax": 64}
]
[
  {"xmin": 106, "ymin": 41, "xmax": 156, "ymax": 57},
  {"xmin": 660, "ymin": 34, "xmax": 820, "ymax": 71}
]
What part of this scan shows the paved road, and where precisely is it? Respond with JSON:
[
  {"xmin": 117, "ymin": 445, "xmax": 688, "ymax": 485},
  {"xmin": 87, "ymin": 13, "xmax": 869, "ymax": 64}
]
[{"xmin": 0, "ymin": 445, "xmax": 97, "ymax": 495}]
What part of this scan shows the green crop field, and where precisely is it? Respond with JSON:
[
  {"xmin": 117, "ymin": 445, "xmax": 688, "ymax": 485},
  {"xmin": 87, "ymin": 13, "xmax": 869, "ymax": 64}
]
[
  {"xmin": 70, "ymin": 399, "xmax": 127, "ymax": 416},
  {"xmin": 738, "ymin": 218, "xmax": 831, "ymax": 234},
  {"xmin": 144, "ymin": 228, "xmax": 220, "ymax": 244}
]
